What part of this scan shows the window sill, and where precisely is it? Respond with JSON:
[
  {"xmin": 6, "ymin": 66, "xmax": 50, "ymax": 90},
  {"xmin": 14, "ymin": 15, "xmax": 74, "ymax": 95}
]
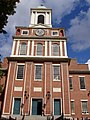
[
  {"xmin": 34, "ymin": 79, "xmax": 42, "ymax": 81},
  {"xmin": 53, "ymin": 80, "xmax": 61, "ymax": 81},
  {"xmin": 16, "ymin": 79, "xmax": 23, "ymax": 81}
]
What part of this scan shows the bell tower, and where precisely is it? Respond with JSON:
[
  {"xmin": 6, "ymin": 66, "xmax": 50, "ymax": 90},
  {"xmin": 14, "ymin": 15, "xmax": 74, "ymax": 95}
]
[{"xmin": 29, "ymin": 5, "xmax": 52, "ymax": 28}]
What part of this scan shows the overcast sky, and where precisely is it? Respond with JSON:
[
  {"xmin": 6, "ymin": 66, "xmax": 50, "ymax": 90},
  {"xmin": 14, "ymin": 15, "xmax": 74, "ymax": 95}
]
[{"xmin": 0, "ymin": 0, "xmax": 90, "ymax": 64}]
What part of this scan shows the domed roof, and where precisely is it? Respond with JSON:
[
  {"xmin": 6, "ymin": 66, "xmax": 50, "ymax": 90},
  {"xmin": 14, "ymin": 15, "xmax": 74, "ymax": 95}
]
[{"xmin": 37, "ymin": 5, "xmax": 46, "ymax": 9}]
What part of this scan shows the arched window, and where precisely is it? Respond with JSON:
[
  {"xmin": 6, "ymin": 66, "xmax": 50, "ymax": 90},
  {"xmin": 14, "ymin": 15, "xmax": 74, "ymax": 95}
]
[
  {"xmin": 19, "ymin": 43, "xmax": 27, "ymax": 55},
  {"xmin": 37, "ymin": 43, "xmax": 43, "ymax": 55},
  {"xmin": 38, "ymin": 15, "xmax": 44, "ymax": 24},
  {"xmin": 52, "ymin": 44, "xmax": 59, "ymax": 56}
]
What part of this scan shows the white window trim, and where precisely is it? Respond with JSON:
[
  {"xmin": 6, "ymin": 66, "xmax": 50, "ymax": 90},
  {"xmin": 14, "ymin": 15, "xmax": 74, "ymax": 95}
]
[
  {"xmin": 51, "ymin": 31, "xmax": 59, "ymax": 36},
  {"xmin": 16, "ymin": 64, "xmax": 25, "ymax": 80},
  {"xmin": 71, "ymin": 100, "xmax": 75, "ymax": 114},
  {"xmin": 79, "ymin": 76, "xmax": 86, "ymax": 90},
  {"xmin": 81, "ymin": 100, "xmax": 88, "ymax": 115},
  {"xmin": 21, "ymin": 30, "xmax": 29, "ymax": 35},
  {"xmin": 30, "ymin": 97, "xmax": 44, "ymax": 115},
  {"xmin": 12, "ymin": 97, "xmax": 22, "ymax": 115},
  {"xmin": 53, "ymin": 64, "xmax": 60, "ymax": 81},
  {"xmin": 51, "ymin": 44, "xmax": 60, "ymax": 56},
  {"xmin": 19, "ymin": 43, "xmax": 27, "ymax": 55},
  {"xmin": 34, "ymin": 64, "xmax": 42, "ymax": 81},
  {"xmin": 36, "ymin": 43, "xmax": 43, "ymax": 56},
  {"xmin": 53, "ymin": 98, "xmax": 62, "ymax": 115}
]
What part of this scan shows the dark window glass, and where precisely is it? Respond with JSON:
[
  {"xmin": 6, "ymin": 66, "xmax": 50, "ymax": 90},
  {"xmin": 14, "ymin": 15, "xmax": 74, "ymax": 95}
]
[
  {"xmin": 19, "ymin": 43, "xmax": 27, "ymax": 55},
  {"xmin": 38, "ymin": 15, "xmax": 44, "ymax": 24},
  {"xmin": 82, "ymin": 101, "xmax": 88, "ymax": 113},
  {"xmin": 35, "ymin": 65, "xmax": 42, "ymax": 79},
  {"xmin": 80, "ymin": 77, "xmax": 86, "ymax": 89},
  {"xmin": 37, "ymin": 43, "xmax": 43, "ymax": 55},
  {"xmin": 52, "ymin": 44, "xmax": 59, "ymax": 56},
  {"xmin": 69, "ymin": 77, "xmax": 73, "ymax": 90},
  {"xmin": 17, "ymin": 65, "xmax": 24, "ymax": 79},
  {"xmin": 71, "ymin": 101, "xmax": 75, "ymax": 113},
  {"xmin": 53, "ymin": 66, "xmax": 60, "ymax": 80}
]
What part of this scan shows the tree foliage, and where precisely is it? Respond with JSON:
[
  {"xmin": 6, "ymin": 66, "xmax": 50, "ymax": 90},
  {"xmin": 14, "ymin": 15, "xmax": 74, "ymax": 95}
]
[{"xmin": 0, "ymin": 0, "xmax": 20, "ymax": 33}]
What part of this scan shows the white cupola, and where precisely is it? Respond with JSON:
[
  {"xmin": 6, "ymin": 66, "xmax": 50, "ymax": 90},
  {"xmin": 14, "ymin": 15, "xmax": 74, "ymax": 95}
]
[{"xmin": 29, "ymin": 5, "xmax": 52, "ymax": 28}]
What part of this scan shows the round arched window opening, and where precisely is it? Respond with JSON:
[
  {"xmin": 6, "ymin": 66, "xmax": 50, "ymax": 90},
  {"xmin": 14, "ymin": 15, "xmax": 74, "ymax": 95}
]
[{"xmin": 38, "ymin": 15, "xmax": 44, "ymax": 24}]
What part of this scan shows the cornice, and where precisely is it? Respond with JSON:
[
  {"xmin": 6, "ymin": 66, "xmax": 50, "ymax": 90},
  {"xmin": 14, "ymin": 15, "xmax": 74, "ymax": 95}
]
[
  {"xmin": 12, "ymin": 36, "xmax": 67, "ymax": 40},
  {"xmin": 7, "ymin": 57, "xmax": 70, "ymax": 64}
]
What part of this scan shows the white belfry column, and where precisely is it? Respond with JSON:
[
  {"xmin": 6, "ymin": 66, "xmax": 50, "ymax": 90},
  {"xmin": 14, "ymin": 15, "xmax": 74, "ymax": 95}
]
[
  {"xmin": 11, "ymin": 40, "xmax": 15, "ymax": 55},
  {"xmin": 35, "ymin": 12, "xmax": 38, "ymax": 24},
  {"xmin": 45, "ymin": 41, "xmax": 47, "ymax": 56},
  {"xmin": 16, "ymin": 40, "xmax": 20, "ymax": 55},
  {"xmin": 31, "ymin": 40, "xmax": 34, "ymax": 56},
  {"xmin": 49, "ymin": 41, "xmax": 51, "ymax": 56},
  {"xmin": 64, "ymin": 41, "xmax": 67, "ymax": 57},
  {"xmin": 27, "ymin": 41, "xmax": 30, "ymax": 55},
  {"xmin": 60, "ymin": 41, "xmax": 63, "ymax": 56}
]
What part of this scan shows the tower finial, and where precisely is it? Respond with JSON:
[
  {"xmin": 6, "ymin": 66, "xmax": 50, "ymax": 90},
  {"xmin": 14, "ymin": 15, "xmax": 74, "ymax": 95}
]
[{"xmin": 41, "ymin": 4, "xmax": 43, "ymax": 6}]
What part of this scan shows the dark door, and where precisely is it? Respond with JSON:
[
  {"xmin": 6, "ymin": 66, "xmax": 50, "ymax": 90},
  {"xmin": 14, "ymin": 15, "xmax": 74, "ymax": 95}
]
[{"xmin": 32, "ymin": 99, "xmax": 42, "ymax": 115}]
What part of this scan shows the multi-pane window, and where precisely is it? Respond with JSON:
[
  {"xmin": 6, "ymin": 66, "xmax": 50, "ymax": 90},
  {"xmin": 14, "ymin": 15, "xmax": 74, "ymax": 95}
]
[
  {"xmin": 19, "ymin": 43, "xmax": 27, "ymax": 55},
  {"xmin": 36, "ymin": 43, "xmax": 43, "ymax": 55},
  {"xmin": 38, "ymin": 15, "xmax": 44, "ymax": 24},
  {"xmin": 81, "ymin": 101, "xmax": 88, "ymax": 113},
  {"xmin": 35, "ymin": 65, "xmax": 42, "ymax": 80},
  {"xmin": 53, "ymin": 65, "xmax": 60, "ymax": 80},
  {"xmin": 69, "ymin": 77, "xmax": 73, "ymax": 90},
  {"xmin": 52, "ymin": 44, "xmax": 59, "ymax": 56},
  {"xmin": 71, "ymin": 101, "xmax": 75, "ymax": 113},
  {"xmin": 79, "ymin": 77, "xmax": 86, "ymax": 89},
  {"xmin": 22, "ymin": 30, "xmax": 29, "ymax": 35},
  {"xmin": 17, "ymin": 65, "xmax": 24, "ymax": 79},
  {"xmin": 52, "ymin": 31, "xmax": 59, "ymax": 36}
]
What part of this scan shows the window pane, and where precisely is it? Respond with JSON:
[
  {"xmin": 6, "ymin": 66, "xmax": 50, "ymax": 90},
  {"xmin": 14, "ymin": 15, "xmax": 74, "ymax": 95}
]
[
  {"xmin": 52, "ymin": 44, "xmax": 59, "ymax": 56},
  {"xmin": 71, "ymin": 101, "xmax": 75, "ymax": 113},
  {"xmin": 69, "ymin": 77, "xmax": 73, "ymax": 90},
  {"xmin": 37, "ymin": 44, "xmax": 43, "ymax": 55},
  {"xmin": 80, "ymin": 77, "xmax": 86, "ymax": 89},
  {"xmin": 17, "ymin": 65, "xmax": 24, "ymax": 79},
  {"xmin": 82, "ymin": 101, "xmax": 88, "ymax": 113},
  {"xmin": 20, "ymin": 43, "xmax": 27, "ymax": 55},
  {"xmin": 53, "ymin": 66, "xmax": 60, "ymax": 80},
  {"xmin": 35, "ymin": 65, "xmax": 42, "ymax": 79}
]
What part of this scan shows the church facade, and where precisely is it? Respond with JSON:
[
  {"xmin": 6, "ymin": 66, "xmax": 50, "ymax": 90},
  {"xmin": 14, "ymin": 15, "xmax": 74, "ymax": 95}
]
[{"xmin": 2, "ymin": 6, "xmax": 90, "ymax": 119}]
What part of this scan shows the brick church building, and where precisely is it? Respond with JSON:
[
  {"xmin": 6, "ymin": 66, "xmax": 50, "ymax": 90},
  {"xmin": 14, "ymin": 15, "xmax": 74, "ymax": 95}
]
[{"xmin": 1, "ymin": 5, "xmax": 90, "ymax": 120}]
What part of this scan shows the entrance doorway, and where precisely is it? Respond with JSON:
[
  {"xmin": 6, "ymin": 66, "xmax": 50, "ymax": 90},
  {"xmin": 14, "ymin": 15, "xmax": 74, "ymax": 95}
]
[{"xmin": 32, "ymin": 99, "xmax": 42, "ymax": 115}]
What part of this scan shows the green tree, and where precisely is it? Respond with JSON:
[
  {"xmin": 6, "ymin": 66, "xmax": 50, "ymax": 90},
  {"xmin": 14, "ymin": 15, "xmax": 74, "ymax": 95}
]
[{"xmin": 0, "ymin": 0, "xmax": 20, "ymax": 33}]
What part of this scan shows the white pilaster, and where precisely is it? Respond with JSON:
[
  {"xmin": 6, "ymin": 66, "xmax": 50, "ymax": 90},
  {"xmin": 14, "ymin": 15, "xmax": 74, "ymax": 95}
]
[
  {"xmin": 31, "ymin": 12, "xmax": 34, "ymax": 24},
  {"xmin": 31, "ymin": 41, "xmax": 34, "ymax": 56},
  {"xmin": 49, "ymin": 12, "xmax": 51, "ymax": 25},
  {"xmin": 27, "ymin": 41, "xmax": 30, "ymax": 55},
  {"xmin": 35, "ymin": 12, "xmax": 37, "ymax": 24},
  {"xmin": 11, "ymin": 40, "xmax": 15, "ymax": 55},
  {"xmin": 60, "ymin": 41, "xmax": 63, "ymax": 56},
  {"xmin": 64, "ymin": 41, "xmax": 68, "ymax": 57},
  {"xmin": 49, "ymin": 41, "xmax": 51, "ymax": 56},
  {"xmin": 16, "ymin": 40, "xmax": 20, "ymax": 55},
  {"xmin": 45, "ymin": 41, "xmax": 47, "ymax": 56}
]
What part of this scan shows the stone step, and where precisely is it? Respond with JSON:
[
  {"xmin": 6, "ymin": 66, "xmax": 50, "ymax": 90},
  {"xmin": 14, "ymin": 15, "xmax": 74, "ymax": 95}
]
[{"xmin": 13, "ymin": 115, "xmax": 47, "ymax": 120}]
